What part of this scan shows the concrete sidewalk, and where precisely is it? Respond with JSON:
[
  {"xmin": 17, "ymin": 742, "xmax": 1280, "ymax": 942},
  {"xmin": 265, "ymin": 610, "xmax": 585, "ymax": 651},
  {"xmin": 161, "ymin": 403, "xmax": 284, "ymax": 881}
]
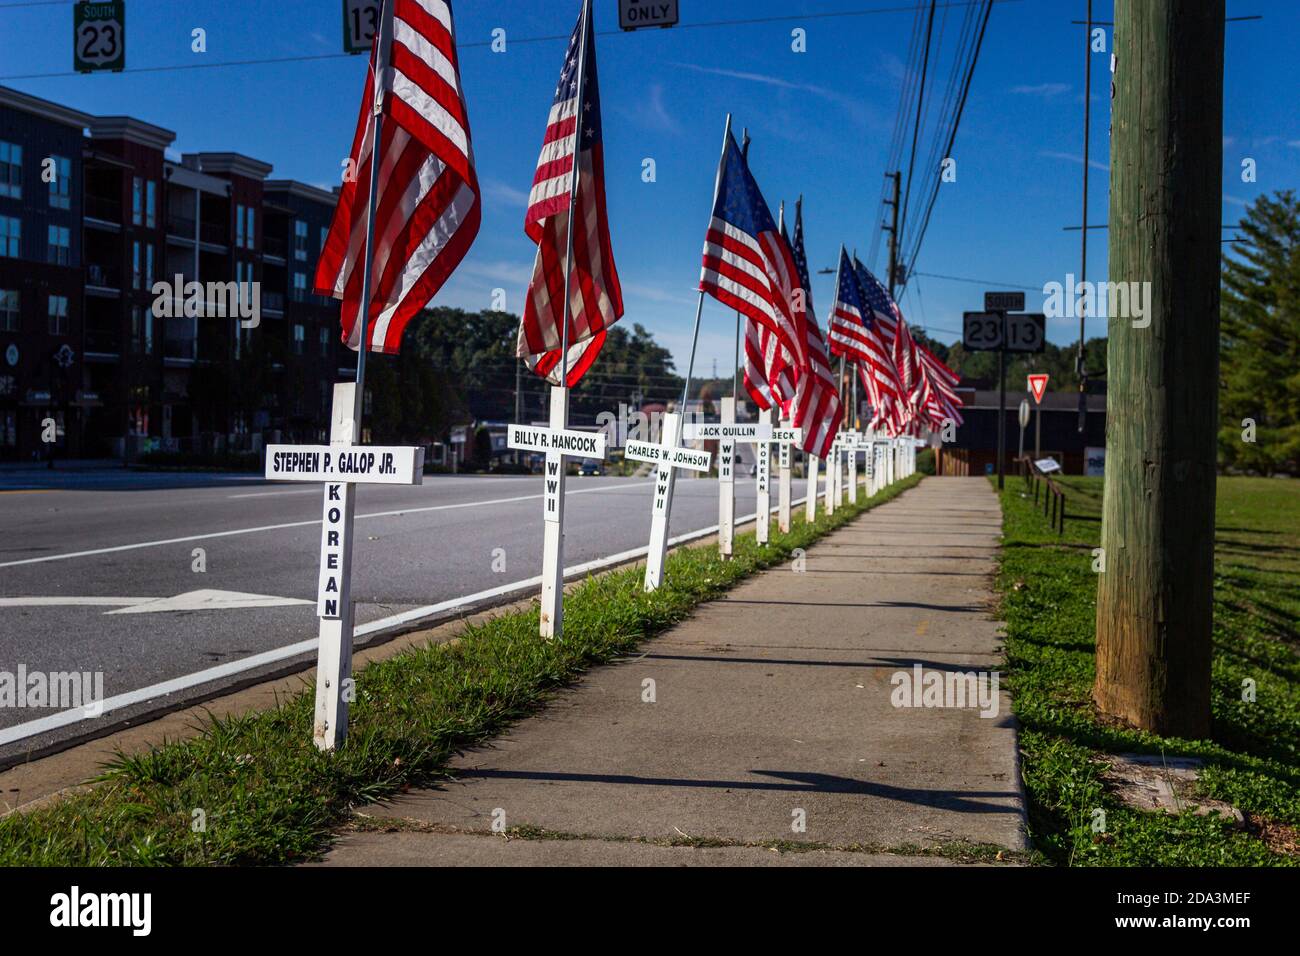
[{"xmin": 317, "ymin": 476, "xmax": 1026, "ymax": 866}]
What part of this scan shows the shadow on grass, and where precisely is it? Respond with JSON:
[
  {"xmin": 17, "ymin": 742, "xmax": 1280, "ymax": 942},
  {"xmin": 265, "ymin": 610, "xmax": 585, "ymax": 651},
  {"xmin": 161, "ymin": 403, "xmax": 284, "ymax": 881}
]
[{"xmin": 993, "ymin": 476, "xmax": 1300, "ymax": 867}]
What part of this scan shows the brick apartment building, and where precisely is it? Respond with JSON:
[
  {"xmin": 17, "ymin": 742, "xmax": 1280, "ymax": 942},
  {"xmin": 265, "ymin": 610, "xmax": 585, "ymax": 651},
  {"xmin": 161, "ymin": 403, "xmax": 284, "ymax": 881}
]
[{"xmin": 0, "ymin": 85, "xmax": 353, "ymax": 462}]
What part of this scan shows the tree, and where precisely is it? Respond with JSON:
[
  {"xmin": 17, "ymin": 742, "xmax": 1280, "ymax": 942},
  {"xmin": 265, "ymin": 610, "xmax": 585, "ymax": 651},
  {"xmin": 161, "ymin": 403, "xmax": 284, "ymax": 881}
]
[{"xmin": 1219, "ymin": 190, "xmax": 1300, "ymax": 475}]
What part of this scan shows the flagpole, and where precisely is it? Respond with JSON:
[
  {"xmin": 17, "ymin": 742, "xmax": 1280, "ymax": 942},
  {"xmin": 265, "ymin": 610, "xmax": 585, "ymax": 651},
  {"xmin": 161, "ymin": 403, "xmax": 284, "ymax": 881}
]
[
  {"xmin": 351, "ymin": 0, "xmax": 394, "ymax": 432},
  {"xmin": 557, "ymin": 0, "xmax": 591, "ymax": 386},
  {"xmin": 536, "ymin": 0, "xmax": 592, "ymax": 642},
  {"xmin": 730, "ymin": 130, "xmax": 749, "ymax": 403},
  {"xmin": 680, "ymin": 113, "xmax": 733, "ymax": 412}
]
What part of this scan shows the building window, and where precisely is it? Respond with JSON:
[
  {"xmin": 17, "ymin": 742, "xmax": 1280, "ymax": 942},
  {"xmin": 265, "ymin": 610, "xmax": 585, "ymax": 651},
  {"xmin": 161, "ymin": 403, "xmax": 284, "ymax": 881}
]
[
  {"xmin": 294, "ymin": 220, "xmax": 308, "ymax": 260},
  {"xmin": 132, "ymin": 177, "xmax": 143, "ymax": 225},
  {"xmin": 0, "ymin": 142, "xmax": 21, "ymax": 199},
  {"xmin": 319, "ymin": 327, "xmax": 329, "ymax": 356},
  {"xmin": 292, "ymin": 323, "xmax": 305, "ymax": 355},
  {"xmin": 48, "ymin": 155, "xmax": 71, "ymax": 209},
  {"xmin": 1, "ymin": 216, "xmax": 20, "ymax": 258},
  {"xmin": 0, "ymin": 289, "xmax": 18, "ymax": 331},
  {"xmin": 131, "ymin": 305, "xmax": 153, "ymax": 354},
  {"xmin": 145, "ymin": 180, "xmax": 157, "ymax": 228},
  {"xmin": 47, "ymin": 294, "xmax": 69, "ymax": 335},
  {"xmin": 144, "ymin": 243, "xmax": 154, "ymax": 287},
  {"xmin": 47, "ymin": 225, "xmax": 70, "ymax": 265},
  {"xmin": 293, "ymin": 272, "xmax": 307, "ymax": 302},
  {"xmin": 1, "ymin": 410, "xmax": 15, "ymax": 448},
  {"xmin": 235, "ymin": 204, "xmax": 245, "ymax": 248},
  {"xmin": 245, "ymin": 207, "xmax": 256, "ymax": 249}
]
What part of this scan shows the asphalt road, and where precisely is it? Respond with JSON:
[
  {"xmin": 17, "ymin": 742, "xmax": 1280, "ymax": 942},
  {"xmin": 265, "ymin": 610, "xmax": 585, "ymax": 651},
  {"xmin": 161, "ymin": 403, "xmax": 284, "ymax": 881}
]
[{"xmin": 0, "ymin": 468, "xmax": 770, "ymax": 761}]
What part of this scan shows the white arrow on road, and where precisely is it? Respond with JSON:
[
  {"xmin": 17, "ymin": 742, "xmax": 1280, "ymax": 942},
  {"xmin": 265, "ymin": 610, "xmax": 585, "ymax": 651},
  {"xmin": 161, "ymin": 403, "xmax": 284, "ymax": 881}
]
[{"xmin": 0, "ymin": 590, "xmax": 312, "ymax": 614}]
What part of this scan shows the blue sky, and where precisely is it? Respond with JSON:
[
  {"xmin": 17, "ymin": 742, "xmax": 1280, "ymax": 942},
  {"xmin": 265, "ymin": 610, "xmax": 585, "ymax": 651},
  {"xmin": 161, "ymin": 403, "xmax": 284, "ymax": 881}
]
[{"xmin": 2, "ymin": 0, "xmax": 1295, "ymax": 375}]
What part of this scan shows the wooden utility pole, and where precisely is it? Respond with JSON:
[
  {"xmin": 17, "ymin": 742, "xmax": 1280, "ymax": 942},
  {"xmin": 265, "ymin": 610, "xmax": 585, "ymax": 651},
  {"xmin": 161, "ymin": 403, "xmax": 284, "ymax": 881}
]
[
  {"xmin": 1093, "ymin": 0, "xmax": 1223, "ymax": 737},
  {"xmin": 884, "ymin": 170, "xmax": 901, "ymax": 296}
]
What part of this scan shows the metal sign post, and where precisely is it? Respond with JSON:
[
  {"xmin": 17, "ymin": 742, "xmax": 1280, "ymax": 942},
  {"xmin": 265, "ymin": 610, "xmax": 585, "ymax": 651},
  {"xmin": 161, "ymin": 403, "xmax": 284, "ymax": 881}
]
[{"xmin": 965, "ymin": 296, "xmax": 1047, "ymax": 489}]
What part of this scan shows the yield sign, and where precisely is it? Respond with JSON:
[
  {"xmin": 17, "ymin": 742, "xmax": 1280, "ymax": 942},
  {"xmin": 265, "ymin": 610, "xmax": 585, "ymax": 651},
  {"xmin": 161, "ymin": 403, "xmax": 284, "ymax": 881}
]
[{"xmin": 1027, "ymin": 374, "xmax": 1049, "ymax": 404}]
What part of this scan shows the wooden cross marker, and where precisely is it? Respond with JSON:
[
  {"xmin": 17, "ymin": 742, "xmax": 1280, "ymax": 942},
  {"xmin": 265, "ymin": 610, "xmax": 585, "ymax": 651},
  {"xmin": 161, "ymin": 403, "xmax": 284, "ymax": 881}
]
[
  {"xmin": 823, "ymin": 442, "xmax": 837, "ymax": 515},
  {"xmin": 805, "ymin": 452, "xmax": 820, "ymax": 523},
  {"xmin": 845, "ymin": 431, "xmax": 861, "ymax": 503},
  {"xmin": 630, "ymin": 411, "xmax": 712, "ymax": 591},
  {"xmin": 775, "ymin": 417, "xmax": 798, "ymax": 533},
  {"xmin": 507, "ymin": 385, "xmax": 608, "ymax": 639},
  {"xmin": 754, "ymin": 408, "xmax": 772, "ymax": 544},
  {"xmin": 873, "ymin": 438, "xmax": 889, "ymax": 495},
  {"xmin": 264, "ymin": 382, "xmax": 424, "ymax": 751},
  {"xmin": 683, "ymin": 403, "xmax": 772, "ymax": 560}
]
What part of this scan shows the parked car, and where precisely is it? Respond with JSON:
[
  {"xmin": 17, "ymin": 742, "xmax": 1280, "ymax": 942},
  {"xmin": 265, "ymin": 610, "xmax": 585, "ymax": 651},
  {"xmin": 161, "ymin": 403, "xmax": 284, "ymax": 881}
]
[{"xmin": 578, "ymin": 459, "xmax": 602, "ymax": 476}]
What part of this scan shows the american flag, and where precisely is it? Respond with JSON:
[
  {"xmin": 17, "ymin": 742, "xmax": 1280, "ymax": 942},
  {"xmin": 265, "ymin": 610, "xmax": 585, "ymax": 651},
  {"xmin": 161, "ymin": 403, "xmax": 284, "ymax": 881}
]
[
  {"xmin": 917, "ymin": 342, "xmax": 964, "ymax": 426},
  {"xmin": 827, "ymin": 245, "xmax": 875, "ymax": 366},
  {"xmin": 700, "ymin": 131, "xmax": 807, "ymax": 372},
  {"xmin": 316, "ymin": 0, "xmax": 480, "ymax": 354},
  {"xmin": 742, "ymin": 197, "xmax": 802, "ymax": 415},
  {"xmin": 852, "ymin": 256, "xmax": 909, "ymax": 433},
  {"xmin": 785, "ymin": 202, "xmax": 840, "ymax": 458},
  {"xmin": 517, "ymin": 1, "xmax": 622, "ymax": 386}
]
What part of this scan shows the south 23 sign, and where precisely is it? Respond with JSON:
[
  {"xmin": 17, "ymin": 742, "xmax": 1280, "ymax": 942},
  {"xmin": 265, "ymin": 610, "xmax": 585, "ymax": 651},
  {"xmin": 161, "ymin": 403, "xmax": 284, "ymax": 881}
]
[{"xmin": 74, "ymin": 2, "xmax": 125, "ymax": 73}]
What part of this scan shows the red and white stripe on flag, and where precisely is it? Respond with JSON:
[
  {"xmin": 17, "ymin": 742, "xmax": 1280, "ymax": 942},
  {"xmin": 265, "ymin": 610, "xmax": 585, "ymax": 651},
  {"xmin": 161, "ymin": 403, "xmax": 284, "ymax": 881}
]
[
  {"xmin": 516, "ymin": 3, "xmax": 623, "ymax": 387},
  {"xmin": 315, "ymin": 0, "xmax": 481, "ymax": 354},
  {"xmin": 743, "ymin": 318, "xmax": 797, "ymax": 416},
  {"xmin": 792, "ymin": 314, "xmax": 842, "ymax": 459}
]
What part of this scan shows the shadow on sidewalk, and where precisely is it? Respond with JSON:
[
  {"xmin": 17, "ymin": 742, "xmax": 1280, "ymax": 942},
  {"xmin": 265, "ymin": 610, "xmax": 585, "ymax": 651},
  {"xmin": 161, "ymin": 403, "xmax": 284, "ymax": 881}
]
[{"xmin": 447, "ymin": 768, "xmax": 1022, "ymax": 815}]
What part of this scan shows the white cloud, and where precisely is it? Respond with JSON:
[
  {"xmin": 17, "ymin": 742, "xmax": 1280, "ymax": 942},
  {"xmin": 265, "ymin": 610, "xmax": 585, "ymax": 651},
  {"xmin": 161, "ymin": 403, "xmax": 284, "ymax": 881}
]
[
  {"xmin": 1040, "ymin": 150, "xmax": 1107, "ymax": 172},
  {"xmin": 1010, "ymin": 83, "xmax": 1071, "ymax": 98},
  {"xmin": 482, "ymin": 179, "xmax": 530, "ymax": 209}
]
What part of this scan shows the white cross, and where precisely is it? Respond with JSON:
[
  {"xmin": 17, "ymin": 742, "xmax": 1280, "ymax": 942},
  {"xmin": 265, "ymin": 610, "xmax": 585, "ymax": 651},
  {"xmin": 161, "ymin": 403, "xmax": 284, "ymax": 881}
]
[
  {"xmin": 764, "ymin": 419, "xmax": 804, "ymax": 538},
  {"xmin": 683, "ymin": 396, "xmax": 773, "ymax": 559},
  {"xmin": 264, "ymin": 382, "xmax": 424, "ymax": 751},
  {"xmin": 631, "ymin": 411, "xmax": 712, "ymax": 591},
  {"xmin": 506, "ymin": 385, "xmax": 608, "ymax": 639}
]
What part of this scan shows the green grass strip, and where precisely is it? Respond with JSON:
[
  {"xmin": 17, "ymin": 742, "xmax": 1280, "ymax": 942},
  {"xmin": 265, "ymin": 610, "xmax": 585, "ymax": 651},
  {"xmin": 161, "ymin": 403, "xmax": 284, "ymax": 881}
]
[
  {"xmin": 995, "ymin": 474, "xmax": 1300, "ymax": 866},
  {"xmin": 0, "ymin": 474, "xmax": 922, "ymax": 866}
]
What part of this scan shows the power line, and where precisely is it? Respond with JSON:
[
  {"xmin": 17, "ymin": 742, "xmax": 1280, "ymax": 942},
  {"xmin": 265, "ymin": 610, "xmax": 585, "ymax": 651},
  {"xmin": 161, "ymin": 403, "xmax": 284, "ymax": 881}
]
[
  {"xmin": 0, "ymin": 2, "xmax": 1019, "ymax": 81},
  {"xmin": 911, "ymin": 269, "xmax": 1038, "ymax": 291},
  {"xmin": 896, "ymin": 0, "xmax": 993, "ymax": 289}
]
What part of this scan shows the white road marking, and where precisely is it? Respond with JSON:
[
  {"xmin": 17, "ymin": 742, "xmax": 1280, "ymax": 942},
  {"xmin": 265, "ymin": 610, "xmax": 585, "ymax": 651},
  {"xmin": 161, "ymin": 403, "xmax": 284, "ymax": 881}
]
[
  {"xmin": 0, "ymin": 596, "xmax": 154, "ymax": 608},
  {"xmin": 227, "ymin": 489, "xmax": 321, "ymax": 499},
  {"xmin": 0, "ymin": 495, "xmax": 808, "ymax": 748},
  {"xmin": 0, "ymin": 480, "xmax": 651, "ymax": 569},
  {"xmin": 106, "ymin": 589, "xmax": 313, "ymax": 615}
]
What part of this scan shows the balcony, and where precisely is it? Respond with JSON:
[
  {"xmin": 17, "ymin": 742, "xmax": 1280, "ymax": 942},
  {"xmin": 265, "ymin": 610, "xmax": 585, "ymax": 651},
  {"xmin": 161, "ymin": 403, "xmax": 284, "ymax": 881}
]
[
  {"xmin": 85, "ymin": 327, "xmax": 123, "ymax": 356},
  {"xmin": 263, "ymin": 291, "xmax": 285, "ymax": 314},
  {"xmin": 86, "ymin": 263, "xmax": 122, "ymax": 294},
  {"xmin": 263, "ymin": 236, "xmax": 286, "ymax": 260},
  {"xmin": 166, "ymin": 216, "xmax": 229, "ymax": 247},
  {"xmin": 164, "ymin": 337, "xmax": 197, "ymax": 362},
  {"xmin": 84, "ymin": 195, "xmax": 122, "ymax": 226}
]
